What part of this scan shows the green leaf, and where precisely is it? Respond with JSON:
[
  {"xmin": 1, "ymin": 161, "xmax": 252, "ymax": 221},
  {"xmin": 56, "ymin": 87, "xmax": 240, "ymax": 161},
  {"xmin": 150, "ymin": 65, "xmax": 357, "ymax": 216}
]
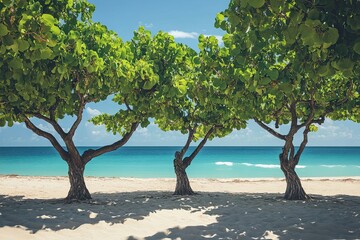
[
  {"xmin": 332, "ymin": 58, "xmax": 354, "ymax": 71},
  {"xmin": 50, "ymin": 25, "xmax": 61, "ymax": 35},
  {"xmin": 177, "ymin": 84, "xmax": 187, "ymax": 95},
  {"xmin": 216, "ymin": 13, "xmax": 225, "ymax": 22},
  {"xmin": 284, "ymin": 26, "xmax": 298, "ymax": 45},
  {"xmin": 309, "ymin": 124, "xmax": 318, "ymax": 132},
  {"xmin": 8, "ymin": 58, "xmax": 23, "ymax": 69},
  {"xmin": 267, "ymin": 69, "xmax": 279, "ymax": 80},
  {"xmin": 214, "ymin": 78, "xmax": 227, "ymax": 90},
  {"xmin": 279, "ymin": 83, "xmax": 293, "ymax": 93},
  {"xmin": 193, "ymin": 56, "xmax": 201, "ymax": 65},
  {"xmin": 40, "ymin": 47, "xmax": 53, "ymax": 59},
  {"xmin": 41, "ymin": 14, "xmax": 56, "ymax": 26},
  {"xmin": 353, "ymin": 41, "xmax": 360, "ymax": 55},
  {"xmin": 3, "ymin": 35, "xmax": 14, "ymax": 46},
  {"xmin": 7, "ymin": 119, "xmax": 14, "ymax": 127},
  {"xmin": 260, "ymin": 77, "xmax": 271, "ymax": 85},
  {"xmin": 21, "ymin": 92, "xmax": 30, "ymax": 101},
  {"xmin": 8, "ymin": 94, "xmax": 19, "ymax": 102},
  {"xmin": 248, "ymin": 0, "xmax": 265, "ymax": 8},
  {"xmin": 222, "ymin": 34, "xmax": 233, "ymax": 47},
  {"xmin": 307, "ymin": 9, "xmax": 320, "ymax": 20},
  {"xmin": 0, "ymin": 118, "xmax": 6, "ymax": 127},
  {"xmin": 270, "ymin": 0, "xmax": 281, "ymax": 13},
  {"xmin": 299, "ymin": 25, "xmax": 318, "ymax": 46},
  {"xmin": 317, "ymin": 64, "xmax": 331, "ymax": 77},
  {"xmin": 323, "ymin": 28, "xmax": 339, "ymax": 46},
  {"xmin": 140, "ymin": 119, "xmax": 150, "ymax": 128},
  {"xmin": 143, "ymin": 81, "xmax": 156, "ymax": 90},
  {"xmin": 0, "ymin": 23, "xmax": 9, "ymax": 36},
  {"xmin": 16, "ymin": 39, "xmax": 30, "ymax": 52},
  {"xmin": 10, "ymin": 41, "xmax": 19, "ymax": 53}
]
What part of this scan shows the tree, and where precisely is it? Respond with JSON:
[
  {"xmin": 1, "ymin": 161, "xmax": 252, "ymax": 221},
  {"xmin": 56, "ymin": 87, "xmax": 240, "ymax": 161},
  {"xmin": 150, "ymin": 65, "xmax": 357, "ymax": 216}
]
[
  {"xmin": 0, "ymin": 0, "xmax": 149, "ymax": 202},
  {"xmin": 216, "ymin": 0, "xmax": 359, "ymax": 200},
  {"xmin": 95, "ymin": 28, "xmax": 247, "ymax": 195},
  {"xmin": 155, "ymin": 35, "xmax": 247, "ymax": 195}
]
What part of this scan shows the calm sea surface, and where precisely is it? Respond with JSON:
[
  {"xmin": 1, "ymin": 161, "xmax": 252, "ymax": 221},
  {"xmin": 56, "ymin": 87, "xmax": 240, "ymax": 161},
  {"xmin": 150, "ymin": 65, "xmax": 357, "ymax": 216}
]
[{"xmin": 0, "ymin": 147, "xmax": 359, "ymax": 178}]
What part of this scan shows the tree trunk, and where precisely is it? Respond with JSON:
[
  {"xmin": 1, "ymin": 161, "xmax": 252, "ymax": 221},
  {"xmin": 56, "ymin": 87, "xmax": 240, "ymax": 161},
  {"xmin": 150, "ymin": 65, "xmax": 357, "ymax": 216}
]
[
  {"xmin": 173, "ymin": 157, "xmax": 194, "ymax": 195},
  {"xmin": 65, "ymin": 160, "xmax": 91, "ymax": 202},
  {"xmin": 280, "ymin": 162, "xmax": 310, "ymax": 200}
]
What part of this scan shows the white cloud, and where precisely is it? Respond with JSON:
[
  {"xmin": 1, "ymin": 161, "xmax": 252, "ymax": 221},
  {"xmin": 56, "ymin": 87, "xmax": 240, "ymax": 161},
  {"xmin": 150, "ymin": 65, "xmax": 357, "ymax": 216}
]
[
  {"xmin": 86, "ymin": 107, "xmax": 101, "ymax": 117},
  {"xmin": 168, "ymin": 30, "xmax": 199, "ymax": 39},
  {"xmin": 314, "ymin": 118, "xmax": 353, "ymax": 140},
  {"xmin": 136, "ymin": 127, "xmax": 149, "ymax": 136},
  {"xmin": 91, "ymin": 130, "xmax": 101, "ymax": 136},
  {"xmin": 167, "ymin": 31, "xmax": 224, "ymax": 45},
  {"xmin": 31, "ymin": 133, "xmax": 40, "ymax": 142}
]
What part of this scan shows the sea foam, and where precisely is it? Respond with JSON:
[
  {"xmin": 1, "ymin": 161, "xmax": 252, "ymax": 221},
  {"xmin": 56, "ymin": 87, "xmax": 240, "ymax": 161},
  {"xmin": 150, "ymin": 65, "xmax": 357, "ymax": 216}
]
[
  {"xmin": 215, "ymin": 162, "xmax": 234, "ymax": 166},
  {"xmin": 321, "ymin": 165, "xmax": 346, "ymax": 168},
  {"xmin": 241, "ymin": 163, "xmax": 279, "ymax": 169},
  {"xmin": 241, "ymin": 163, "xmax": 306, "ymax": 169}
]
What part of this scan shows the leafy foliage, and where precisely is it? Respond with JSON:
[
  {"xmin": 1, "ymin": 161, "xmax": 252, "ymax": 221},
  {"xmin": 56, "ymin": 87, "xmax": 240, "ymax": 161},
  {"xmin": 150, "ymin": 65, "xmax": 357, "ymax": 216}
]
[
  {"xmin": 0, "ymin": 0, "xmax": 118, "ymax": 126},
  {"xmin": 217, "ymin": 0, "xmax": 359, "ymax": 131},
  {"xmin": 0, "ymin": 0, "xmax": 146, "ymax": 200},
  {"xmin": 216, "ymin": 0, "xmax": 360, "ymax": 199}
]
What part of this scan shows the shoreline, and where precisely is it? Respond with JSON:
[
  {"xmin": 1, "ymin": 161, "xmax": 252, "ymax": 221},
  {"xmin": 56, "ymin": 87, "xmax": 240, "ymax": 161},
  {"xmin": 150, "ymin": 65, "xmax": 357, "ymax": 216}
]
[
  {"xmin": 1, "ymin": 175, "xmax": 360, "ymax": 239},
  {"xmin": 2, "ymin": 174, "xmax": 360, "ymax": 180},
  {"xmin": 1, "ymin": 175, "xmax": 360, "ymax": 199}
]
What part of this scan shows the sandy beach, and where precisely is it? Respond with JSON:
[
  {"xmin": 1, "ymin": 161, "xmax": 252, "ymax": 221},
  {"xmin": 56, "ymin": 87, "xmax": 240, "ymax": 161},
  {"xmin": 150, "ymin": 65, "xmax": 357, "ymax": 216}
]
[{"xmin": 0, "ymin": 175, "xmax": 359, "ymax": 239}]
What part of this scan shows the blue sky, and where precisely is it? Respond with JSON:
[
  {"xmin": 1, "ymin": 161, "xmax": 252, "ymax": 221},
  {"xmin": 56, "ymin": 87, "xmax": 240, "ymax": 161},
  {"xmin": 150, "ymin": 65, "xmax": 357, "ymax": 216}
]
[{"xmin": 0, "ymin": 0, "xmax": 359, "ymax": 146}]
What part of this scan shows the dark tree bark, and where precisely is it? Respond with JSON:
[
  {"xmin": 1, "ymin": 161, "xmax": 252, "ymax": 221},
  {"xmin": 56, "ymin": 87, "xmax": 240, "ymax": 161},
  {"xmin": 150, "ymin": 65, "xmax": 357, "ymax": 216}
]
[
  {"xmin": 65, "ymin": 158, "xmax": 91, "ymax": 202},
  {"xmin": 280, "ymin": 156, "xmax": 310, "ymax": 200},
  {"xmin": 172, "ymin": 127, "xmax": 214, "ymax": 195},
  {"xmin": 254, "ymin": 98, "xmax": 322, "ymax": 200},
  {"xmin": 173, "ymin": 152, "xmax": 194, "ymax": 195}
]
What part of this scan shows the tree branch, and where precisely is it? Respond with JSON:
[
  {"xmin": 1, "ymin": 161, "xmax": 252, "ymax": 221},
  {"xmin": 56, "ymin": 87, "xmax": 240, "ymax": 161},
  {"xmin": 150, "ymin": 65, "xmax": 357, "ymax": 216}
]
[
  {"xmin": 293, "ymin": 125, "xmax": 310, "ymax": 167},
  {"xmin": 293, "ymin": 94, "xmax": 315, "ymax": 167},
  {"xmin": 298, "ymin": 95, "xmax": 315, "ymax": 129},
  {"xmin": 33, "ymin": 113, "xmax": 67, "ymax": 139},
  {"xmin": 23, "ymin": 117, "xmax": 69, "ymax": 161},
  {"xmin": 289, "ymin": 102, "xmax": 298, "ymax": 129},
  {"xmin": 254, "ymin": 118, "xmax": 286, "ymax": 140},
  {"xmin": 68, "ymin": 95, "xmax": 86, "ymax": 138},
  {"xmin": 82, "ymin": 122, "xmax": 139, "ymax": 164},
  {"xmin": 183, "ymin": 126, "xmax": 214, "ymax": 169},
  {"xmin": 289, "ymin": 142, "xmax": 295, "ymax": 161},
  {"xmin": 124, "ymin": 97, "xmax": 133, "ymax": 111},
  {"xmin": 179, "ymin": 125, "xmax": 197, "ymax": 159},
  {"xmin": 49, "ymin": 96, "xmax": 60, "ymax": 120}
]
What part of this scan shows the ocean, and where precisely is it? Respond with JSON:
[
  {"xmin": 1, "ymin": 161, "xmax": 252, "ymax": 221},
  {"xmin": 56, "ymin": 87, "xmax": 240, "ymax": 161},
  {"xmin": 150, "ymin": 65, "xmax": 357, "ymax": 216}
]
[{"xmin": 0, "ymin": 147, "xmax": 359, "ymax": 178}]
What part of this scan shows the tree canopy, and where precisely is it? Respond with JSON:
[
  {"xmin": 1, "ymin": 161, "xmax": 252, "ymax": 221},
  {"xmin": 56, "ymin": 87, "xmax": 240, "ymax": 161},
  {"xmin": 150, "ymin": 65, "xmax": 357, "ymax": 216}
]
[
  {"xmin": 1, "ymin": 0, "xmax": 359, "ymax": 201},
  {"xmin": 155, "ymin": 34, "xmax": 249, "ymax": 195},
  {"xmin": 216, "ymin": 0, "xmax": 360, "ymax": 199},
  {"xmin": 0, "ymin": 0, "xmax": 157, "ymax": 201}
]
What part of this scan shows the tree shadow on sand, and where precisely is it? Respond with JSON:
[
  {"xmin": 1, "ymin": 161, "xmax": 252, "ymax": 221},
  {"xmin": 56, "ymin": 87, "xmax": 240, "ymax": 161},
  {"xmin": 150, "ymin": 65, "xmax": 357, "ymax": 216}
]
[{"xmin": 0, "ymin": 192, "xmax": 359, "ymax": 239}]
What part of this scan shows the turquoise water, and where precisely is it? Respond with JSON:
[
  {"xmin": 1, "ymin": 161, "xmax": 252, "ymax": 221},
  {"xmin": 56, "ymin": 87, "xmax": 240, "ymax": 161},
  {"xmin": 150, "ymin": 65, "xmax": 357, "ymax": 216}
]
[{"xmin": 0, "ymin": 147, "xmax": 359, "ymax": 178}]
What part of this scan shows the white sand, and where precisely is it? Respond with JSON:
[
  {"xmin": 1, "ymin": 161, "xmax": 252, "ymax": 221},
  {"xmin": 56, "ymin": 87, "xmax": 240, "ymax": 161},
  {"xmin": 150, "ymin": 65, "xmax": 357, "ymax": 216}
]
[{"xmin": 0, "ymin": 175, "xmax": 360, "ymax": 239}]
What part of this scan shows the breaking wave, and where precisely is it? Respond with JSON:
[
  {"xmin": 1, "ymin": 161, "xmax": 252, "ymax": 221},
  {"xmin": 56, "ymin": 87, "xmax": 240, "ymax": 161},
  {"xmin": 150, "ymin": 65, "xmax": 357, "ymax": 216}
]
[
  {"xmin": 321, "ymin": 165, "xmax": 346, "ymax": 168},
  {"xmin": 241, "ymin": 163, "xmax": 279, "ymax": 169},
  {"xmin": 215, "ymin": 162, "xmax": 234, "ymax": 166},
  {"xmin": 241, "ymin": 163, "xmax": 306, "ymax": 169}
]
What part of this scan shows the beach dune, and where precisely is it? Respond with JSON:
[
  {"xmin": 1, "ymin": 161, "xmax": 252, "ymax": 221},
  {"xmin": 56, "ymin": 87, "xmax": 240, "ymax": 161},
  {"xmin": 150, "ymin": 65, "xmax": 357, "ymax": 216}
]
[{"xmin": 0, "ymin": 175, "xmax": 360, "ymax": 239}]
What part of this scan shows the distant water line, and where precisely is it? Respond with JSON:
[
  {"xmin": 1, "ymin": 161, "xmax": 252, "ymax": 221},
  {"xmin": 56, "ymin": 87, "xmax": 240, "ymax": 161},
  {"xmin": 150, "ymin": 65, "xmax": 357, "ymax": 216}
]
[{"xmin": 0, "ymin": 146, "xmax": 359, "ymax": 178}]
